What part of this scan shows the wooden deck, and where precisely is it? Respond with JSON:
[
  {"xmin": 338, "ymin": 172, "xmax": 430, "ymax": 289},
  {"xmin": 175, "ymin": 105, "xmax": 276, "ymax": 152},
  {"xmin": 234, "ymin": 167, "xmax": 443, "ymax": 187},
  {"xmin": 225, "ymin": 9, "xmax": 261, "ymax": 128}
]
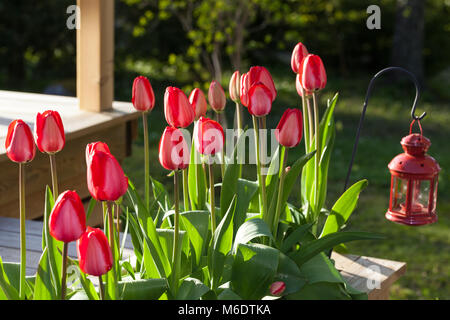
[
  {"xmin": 0, "ymin": 90, "xmax": 139, "ymax": 225},
  {"xmin": 0, "ymin": 217, "xmax": 406, "ymax": 299}
]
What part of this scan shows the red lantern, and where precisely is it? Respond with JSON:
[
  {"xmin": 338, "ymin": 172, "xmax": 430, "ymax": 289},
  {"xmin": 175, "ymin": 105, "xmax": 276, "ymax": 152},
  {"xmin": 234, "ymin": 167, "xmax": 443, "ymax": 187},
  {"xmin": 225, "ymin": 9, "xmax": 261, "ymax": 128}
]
[{"xmin": 386, "ymin": 121, "xmax": 440, "ymax": 226}]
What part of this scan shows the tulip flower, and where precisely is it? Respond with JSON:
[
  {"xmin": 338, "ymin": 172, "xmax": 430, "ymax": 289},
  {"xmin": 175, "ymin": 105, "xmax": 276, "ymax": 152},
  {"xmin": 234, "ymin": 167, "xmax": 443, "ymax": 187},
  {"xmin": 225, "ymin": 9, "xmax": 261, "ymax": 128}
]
[
  {"xmin": 240, "ymin": 72, "xmax": 250, "ymax": 107},
  {"xmin": 291, "ymin": 42, "xmax": 309, "ymax": 74},
  {"xmin": 132, "ymin": 76, "xmax": 155, "ymax": 112},
  {"xmin": 275, "ymin": 109, "xmax": 303, "ymax": 148},
  {"xmin": 5, "ymin": 120, "xmax": 36, "ymax": 163},
  {"xmin": 208, "ymin": 80, "xmax": 226, "ymax": 113},
  {"xmin": 296, "ymin": 74, "xmax": 312, "ymax": 98},
  {"xmin": 270, "ymin": 281, "xmax": 286, "ymax": 296},
  {"xmin": 194, "ymin": 116, "xmax": 224, "ymax": 156},
  {"xmin": 34, "ymin": 110, "xmax": 65, "ymax": 154},
  {"xmin": 86, "ymin": 142, "xmax": 128, "ymax": 202},
  {"xmin": 229, "ymin": 71, "xmax": 240, "ymax": 103},
  {"xmin": 189, "ymin": 88, "xmax": 208, "ymax": 121},
  {"xmin": 247, "ymin": 83, "xmax": 273, "ymax": 117},
  {"xmin": 5, "ymin": 119, "xmax": 35, "ymax": 299},
  {"xmin": 49, "ymin": 190, "xmax": 86, "ymax": 243},
  {"xmin": 77, "ymin": 226, "xmax": 113, "ymax": 299},
  {"xmin": 299, "ymin": 54, "xmax": 327, "ymax": 92},
  {"xmin": 164, "ymin": 86, "xmax": 195, "ymax": 128},
  {"xmin": 49, "ymin": 190, "xmax": 86, "ymax": 299},
  {"xmin": 132, "ymin": 76, "xmax": 155, "ymax": 210},
  {"xmin": 247, "ymin": 66, "xmax": 277, "ymax": 102},
  {"xmin": 158, "ymin": 126, "xmax": 190, "ymax": 171}
]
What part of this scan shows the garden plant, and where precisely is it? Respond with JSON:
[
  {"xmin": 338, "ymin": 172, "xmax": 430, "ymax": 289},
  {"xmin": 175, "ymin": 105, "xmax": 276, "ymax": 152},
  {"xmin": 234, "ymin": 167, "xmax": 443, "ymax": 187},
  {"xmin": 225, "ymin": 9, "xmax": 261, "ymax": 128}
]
[{"xmin": 0, "ymin": 42, "xmax": 385, "ymax": 300}]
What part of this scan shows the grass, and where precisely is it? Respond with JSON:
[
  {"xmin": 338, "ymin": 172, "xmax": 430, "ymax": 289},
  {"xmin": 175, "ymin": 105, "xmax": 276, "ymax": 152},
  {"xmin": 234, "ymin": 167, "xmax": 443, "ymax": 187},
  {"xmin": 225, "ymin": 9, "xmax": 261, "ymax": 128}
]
[{"xmin": 121, "ymin": 70, "xmax": 449, "ymax": 300}]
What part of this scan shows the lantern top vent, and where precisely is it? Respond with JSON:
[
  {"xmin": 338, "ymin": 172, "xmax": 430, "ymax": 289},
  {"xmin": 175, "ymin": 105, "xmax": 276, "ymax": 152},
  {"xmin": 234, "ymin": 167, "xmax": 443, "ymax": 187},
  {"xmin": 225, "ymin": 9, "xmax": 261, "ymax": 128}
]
[{"xmin": 401, "ymin": 133, "xmax": 430, "ymax": 156}]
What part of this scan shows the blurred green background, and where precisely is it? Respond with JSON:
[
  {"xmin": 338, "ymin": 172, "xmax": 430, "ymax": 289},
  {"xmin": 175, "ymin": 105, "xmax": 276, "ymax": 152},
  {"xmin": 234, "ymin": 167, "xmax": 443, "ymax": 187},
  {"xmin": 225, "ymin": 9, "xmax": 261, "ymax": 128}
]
[{"xmin": 0, "ymin": 0, "xmax": 448, "ymax": 299}]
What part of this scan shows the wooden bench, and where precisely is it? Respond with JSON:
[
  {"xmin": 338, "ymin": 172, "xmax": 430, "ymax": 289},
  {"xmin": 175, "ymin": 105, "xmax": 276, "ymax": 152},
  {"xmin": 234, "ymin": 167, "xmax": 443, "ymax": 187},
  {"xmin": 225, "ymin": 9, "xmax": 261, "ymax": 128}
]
[{"xmin": 0, "ymin": 217, "xmax": 406, "ymax": 299}]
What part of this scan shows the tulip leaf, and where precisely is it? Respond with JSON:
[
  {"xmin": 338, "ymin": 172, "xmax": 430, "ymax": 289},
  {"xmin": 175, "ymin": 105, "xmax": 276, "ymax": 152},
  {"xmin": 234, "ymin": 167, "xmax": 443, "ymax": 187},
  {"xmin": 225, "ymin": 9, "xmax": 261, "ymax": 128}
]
[
  {"xmin": 34, "ymin": 248, "xmax": 56, "ymax": 300},
  {"xmin": 280, "ymin": 222, "xmax": 314, "ymax": 253},
  {"xmin": 274, "ymin": 252, "xmax": 307, "ymax": 295},
  {"xmin": 208, "ymin": 196, "xmax": 236, "ymax": 290},
  {"xmin": 217, "ymin": 288, "xmax": 242, "ymax": 300},
  {"xmin": 179, "ymin": 211, "xmax": 210, "ymax": 268},
  {"xmin": 119, "ymin": 278, "xmax": 168, "ymax": 300},
  {"xmin": 0, "ymin": 257, "xmax": 20, "ymax": 300},
  {"xmin": 232, "ymin": 218, "xmax": 273, "ymax": 254},
  {"xmin": 288, "ymin": 231, "xmax": 385, "ymax": 267},
  {"xmin": 85, "ymin": 197, "xmax": 97, "ymax": 221},
  {"xmin": 231, "ymin": 243, "xmax": 279, "ymax": 300},
  {"xmin": 232, "ymin": 179, "xmax": 259, "ymax": 237},
  {"xmin": 320, "ymin": 179, "xmax": 368, "ymax": 238},
  {"xmin": 176, "ymin": 277, "xmax": 210, "ymax": 300},
  {"xmin": 188, "ymin": 143, "xmax": 207, "ymax": 210}
]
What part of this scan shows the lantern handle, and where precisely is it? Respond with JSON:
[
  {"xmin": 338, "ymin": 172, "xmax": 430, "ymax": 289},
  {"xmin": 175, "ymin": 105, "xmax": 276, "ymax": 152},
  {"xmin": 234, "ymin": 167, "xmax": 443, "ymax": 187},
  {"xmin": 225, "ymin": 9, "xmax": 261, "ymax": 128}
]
[{"xmin": 343, "ymin": 66, "xmax": 426, "ymax": 191}]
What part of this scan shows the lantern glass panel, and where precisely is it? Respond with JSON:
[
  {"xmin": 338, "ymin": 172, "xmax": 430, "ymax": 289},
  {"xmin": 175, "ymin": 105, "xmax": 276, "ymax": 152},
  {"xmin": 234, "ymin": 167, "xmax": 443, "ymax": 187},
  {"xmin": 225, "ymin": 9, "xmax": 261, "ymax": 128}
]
[
  {"xmin": 411, "ymin": 179, "xmax": 430, "ymax": 214},
  {"xmin": 432, "ymin": 179, "xmax": 438, "ymax": 213},
  {"xmin": 392, "ymin": 177, "xmax": 408, "ymax": 213}
]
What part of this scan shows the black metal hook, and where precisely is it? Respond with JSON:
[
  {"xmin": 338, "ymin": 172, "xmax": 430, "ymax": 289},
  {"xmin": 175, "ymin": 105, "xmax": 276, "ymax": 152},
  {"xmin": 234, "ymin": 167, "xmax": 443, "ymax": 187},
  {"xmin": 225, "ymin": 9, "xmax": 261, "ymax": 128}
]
[{"xmin": 343, "ymin": 66, "xmax": 426, "ymax": 191}]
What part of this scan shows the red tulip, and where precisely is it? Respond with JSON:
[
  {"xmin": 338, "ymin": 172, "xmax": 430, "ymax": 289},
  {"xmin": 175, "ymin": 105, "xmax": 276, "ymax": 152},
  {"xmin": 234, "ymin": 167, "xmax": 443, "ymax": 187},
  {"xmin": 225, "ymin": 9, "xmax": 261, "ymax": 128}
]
[
  {"xmin": 296, "ymin": 74, "xmax": 312, "ymax": 97},
  {"xmin": 189, "ymin": 88, "xmax": 207, "ymax": 121},
  {"xmin": 34, "ymin": 110, "xmax": 65, "ymax": 154},
  {"xmin": 5, "ymin": 120, "xmax": 36, "ymax": 163},
  {"xmin": 247, "ymin": 83, "xmax": 273, "ymax": 117},
  {"xmin": 299, "ymin": 54, "xmax": 327, "ymax": 92},
  {"xmin": 240, "ymin": 72, "xmax": 250, "ymax": 107},
  {"xmin": 49, "ymin": 190, "xmax": 86, "ymax": 243},
  {"xmin": 164, "ymin": 86, "xmax": 195, "ymax": 128},
  {"xmin": 247, "ymin": 66, "xmax": 277, "ymax": 102},
  {"xmin": 275, "ymin": 109, "xmax": 303, "ymax": 148},
  {"xmin": 158, "ymin": 126, "xmax": 190, "ymax": 171},
  {"xmin": 132, "ymin": 76, "xmax": 155, "ymax": 112},
  {"xmin": 194, "ymin": 116, "xmax": 224, "ymax": 155},
  {"xmin": 86, "ymin": 142, "xmax": 128, "ymax": 201},
  {"xmin": 270, "ymin": 281, "xmax": 286, "ymax": 296},
  {"xmin": 77, "ymin": 227, "xmax": 113, "ymax": 276},
  {"xmin": 229, "ymin": 71, "xmax": 240, "ymax": 103},
  {"xmin": 291, "ymin": 42, "xmax": 309, "ymax": 74},
  {"xmin": 208, "ymin": 81, "xmax": 226, "ymax": 112}
]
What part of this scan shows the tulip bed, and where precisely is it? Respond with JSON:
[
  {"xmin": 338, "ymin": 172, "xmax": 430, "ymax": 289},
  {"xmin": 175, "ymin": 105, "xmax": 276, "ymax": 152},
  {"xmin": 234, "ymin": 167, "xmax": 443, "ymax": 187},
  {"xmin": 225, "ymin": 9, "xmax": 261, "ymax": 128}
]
[{"xmin": 0, "ymin": 43, "xmax": 384, "ymax": 300}]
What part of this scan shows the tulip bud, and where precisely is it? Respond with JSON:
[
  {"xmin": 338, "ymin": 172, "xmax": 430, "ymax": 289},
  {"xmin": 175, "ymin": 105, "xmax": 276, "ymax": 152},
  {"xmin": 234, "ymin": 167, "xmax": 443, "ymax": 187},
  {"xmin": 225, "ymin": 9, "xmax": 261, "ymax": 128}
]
[
  {"xmin": 291, "ymin": 42, "xmax": 309, "ymax": 74},
  {"xmin": 296, "ymin": 74, "xmax": 312, "ymax": 98},
  {"xmin": 270, "ymin": 281, "xmax": 286, "ymax": 296},
  {"xmin": 158, "ymin": 126, "xmax": 190, "ymax": 171},
  {"xmin": 49, "ymin": 190, "xmax": 86, "ymax": 243},
  {"xmin": 77, "ymin": 227, "xmax": 113, "ymax": 276},
  {"xmin": 164, "ymin": 86, "xmax": 195, "ymax": 128},
  {"xmin": 247, "ymin": 83, "xmax": 273, "ymax": 117},
  {"xmin": 34, "ymin": 110, "xmax": 65, "ymax": 154},
  {"xmin": 194, "ymin": 116, "xmax": 224, "ymax": 156},
  {"xmin": 240, "ymin": 72, "xmax": 250, "ymax": 107},
  {"xmin": 208, "ymin": 80, "xmax": 226, "ymax": 112},
  {"xmin": 189, "ymin": 88, "xmax": 208, "ymax": 121},
  {"xmin": 5, "ymin": 120, "xmax": 36, "ymax": 163},
  {"xmin": 275, "ymin": 109, "xmax": 303, "ymax": 148},
  {"xmin": 229, "ymin": 71, "xmax": 241, "ymax": 103},
  {"xmin": 299, "ymin": 54, "xmax": 327, "ymax": 92},
  {"xmin": 86, "ymin": 142, "xmax": 128, "ymax": 201},
  {"xmin": 248, "ymin": 66, "xmax": 277, "ymax": 102},
  {"xmin": 132, "ymin": 76, "xmax": 155, "ymax": 112}
]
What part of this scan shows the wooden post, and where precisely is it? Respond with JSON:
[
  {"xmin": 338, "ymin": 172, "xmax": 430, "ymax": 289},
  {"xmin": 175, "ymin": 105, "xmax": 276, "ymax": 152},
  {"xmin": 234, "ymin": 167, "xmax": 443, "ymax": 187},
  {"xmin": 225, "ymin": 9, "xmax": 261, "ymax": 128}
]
[{"xmin": 76, "ymin": 0, "xmax": 114, "ymax": 112}]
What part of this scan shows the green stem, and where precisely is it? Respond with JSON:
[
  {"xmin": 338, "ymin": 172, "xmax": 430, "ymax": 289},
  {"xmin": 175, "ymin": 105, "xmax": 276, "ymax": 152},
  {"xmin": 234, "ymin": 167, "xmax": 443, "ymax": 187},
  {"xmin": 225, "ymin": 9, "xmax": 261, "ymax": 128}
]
[
  {"xmin": 61, "ymin": 242, "xmax": 68, "ymax": 300},
  {"xmin": 208, "ymin": 162, "xmax": 216, "ymax": 235},
  {"xmin": 19, "ymin": 163, "xmax": 26, "ymax": 300},
  {"xmin": 106, "ymin": 201, "xmax": 118, "ymax": 299},
  {"xmin": 252, "ymin": 116, "xmax": 268, "ymax": 225},
  {"xmin": 143, "ymin": 112, "xmax": 150, "ymax": 210},
  {"xmin": 306, "ymin": 98, "xmax": 314, "ymax": 149},
  {"xmin": 182, "ymin": 169, "xmax": 190, "ymax": 211},
  {"xmin": 171, "ymin": 171, "xmax": 181, "ymax": 296},
  {"xmin": 312, "ymin": 92, "xmax": 320, "ymax": 222},
  {"xmin": 273, "ymin": 147, "xmax": 288, "ymax": 239},
  {"xmin": 49, "ymin": 153, "xmax": 58, "ymax": 198},
  {"xmin": 235, "ymin": 101, "xmax": 242, "ymax": 136},
  {"xmin": 259, "ymin": 116, "xmax": 268, "ymax": 224},
  {"xmin": 98, "ymin": 276, "xmax": 105, "ymax": 300},
  {"xmin": 115, "ymin": 202, "xmax": 121, "ymax": 264},
  {"xmin": 300, "ymin": 88, "xmax": 310, "ymax": 153}
]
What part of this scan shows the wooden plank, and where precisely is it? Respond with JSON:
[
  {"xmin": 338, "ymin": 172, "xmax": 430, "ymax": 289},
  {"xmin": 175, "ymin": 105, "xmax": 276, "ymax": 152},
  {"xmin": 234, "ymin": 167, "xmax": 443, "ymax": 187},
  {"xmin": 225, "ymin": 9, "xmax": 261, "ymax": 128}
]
[
  {"xmin": 76, "ymin": 0, "xmax": 114, "ymax": 112},
  {"xmin": 331, "ymin": 252, "xmax": 407, "ymax": 300}
]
